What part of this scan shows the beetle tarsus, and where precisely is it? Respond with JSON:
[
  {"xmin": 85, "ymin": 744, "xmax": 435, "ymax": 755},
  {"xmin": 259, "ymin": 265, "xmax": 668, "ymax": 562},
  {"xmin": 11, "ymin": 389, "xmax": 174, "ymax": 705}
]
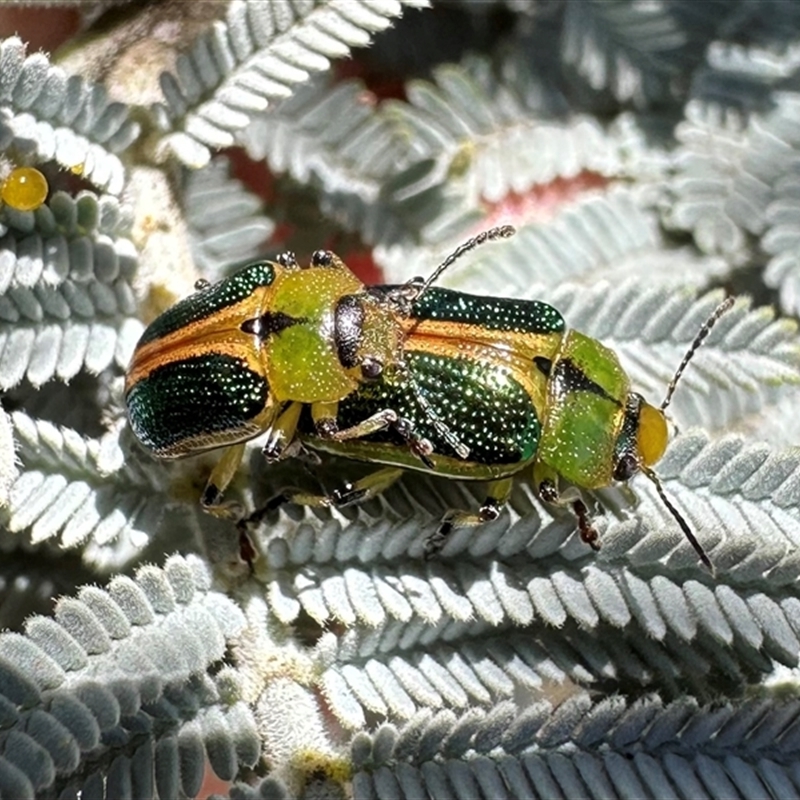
[
  {"xmin": 202, "ymin": 483, "xmax": 222, "ymax": 508},
  {"xmin": 414, "ymin": 447, "xmax": 435, "ymax": 470},
  {"xmin": 479, "ymin": 498, "xmax": 502, "ymax": 522},
  {"xmin": 573, "ymin": 498, "xmax": 600, "ymax": 550},
  {"xmin": 538, "ymin": 478, "xmax": 601, "ymax": 551},
  {"xmin": 425, "ymin": 498, "xmax": 502, "ymax": 559},
  {"xmin": 262, "ymin": 441, "xmax": 283, "ymax": 462},
  {"xmin": 262, "ymin": 437, "xmax": 301, "ymax": 463},
  {"xmin": 238, "ymin": 528, "xmax": 257, "ymax": 572},
  {"xmin": 424, "ymin": 522, "xmax": 451, "ymax": 560},
  {"xmin": 330, "ymin": 482, "xmax": 364, "ymax": 506},
  {"xmin": 538, "ymin": 478, "xmax": 559, "ymax": 504},
  {"xmin": 240, "ymin": 491, "xmax": 292, "ymax": 528},
  {"xmin": 237, "ymin": 484, "xmax": 322, "ymax": 535},
  {"xmin": 315, "ymin": 418, "xmax": 338, "ymax": 438},
  {"xmin": 236, "ymin": 490, "xmax": 292, "ymax": 533},
  {"xmin": 394, "ymin": 417, "xmax": 435, "ymax": 468},
  {"xmin": 276, "ymin": 251, "xmax": 298, "ymax": 267}
]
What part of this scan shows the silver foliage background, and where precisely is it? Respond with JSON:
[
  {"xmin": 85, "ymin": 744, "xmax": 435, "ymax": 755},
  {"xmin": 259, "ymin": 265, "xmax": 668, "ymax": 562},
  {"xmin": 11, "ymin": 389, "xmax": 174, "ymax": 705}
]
[{"xmin": 0, "ymin": 1, "xmax": 800, "ymax": 798}]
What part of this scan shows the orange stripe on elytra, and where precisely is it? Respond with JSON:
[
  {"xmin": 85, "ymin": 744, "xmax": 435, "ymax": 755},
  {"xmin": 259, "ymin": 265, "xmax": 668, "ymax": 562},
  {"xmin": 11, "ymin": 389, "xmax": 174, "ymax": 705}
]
[
  {"xmin": 126, "ymin": 336, "xmax": 265, "ymax": 388},
  {"xmin": 401, "ymin": 317, "xmax": 562, "ymax": 357},
  {"xmin": 125, "ymin": 302, "xmax": 268, "ymax": 390}
]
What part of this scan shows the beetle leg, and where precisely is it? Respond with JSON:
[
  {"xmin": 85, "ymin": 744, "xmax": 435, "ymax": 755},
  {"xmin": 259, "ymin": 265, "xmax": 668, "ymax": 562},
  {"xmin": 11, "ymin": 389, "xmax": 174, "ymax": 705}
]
[
  {"xmin": 424, "ymin": 477, "xmax": 513, "ymax": 558},
  {"xmin": 310, "ymin": 401, "xmax": 337, "ymax": 434},
  {"xmin": 571, "ymin": 497, "xmax": 600, "ymax": 550},
  {"xmin": 276, "ymin": 251, "xmax": 298, "ymax": 268},
  {"xmin": 534, "ymin": 463, "xmax": 600, "ymax": 550},
  {"xmin": 313, "ymin": 404, "xmax": 436, "ymax": 470},
  {"xmin": 313, "ymin": 405, "xmax": 399, "ymax": 441},
  {"xmin": 288, "ymin": 466, "xmax": 404, "ymax": 508},
  {"xmin": 238, "ymin": 467, "xmax": 405, "ymax": 531},
  {"xmin": 201, "ymin": 443, "xmax": 247, "ymax": 517},
  {"xmin": 327, "ymin": 467, "xmax": 405, "ymax": 506},
  {"xmin": 262, "ymin": 402, "xmax": 303, "ymax": 462},
  {"xmin": 392, "ymin": 417, "xmax": 435, "ymax": 469}
]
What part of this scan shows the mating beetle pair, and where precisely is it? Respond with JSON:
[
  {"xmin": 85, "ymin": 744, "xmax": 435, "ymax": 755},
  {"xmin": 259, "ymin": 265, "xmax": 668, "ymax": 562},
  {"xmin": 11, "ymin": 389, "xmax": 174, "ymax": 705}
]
[{"xmin": 125, "ymin": 227, "xmax": 730, "ymax": 568}]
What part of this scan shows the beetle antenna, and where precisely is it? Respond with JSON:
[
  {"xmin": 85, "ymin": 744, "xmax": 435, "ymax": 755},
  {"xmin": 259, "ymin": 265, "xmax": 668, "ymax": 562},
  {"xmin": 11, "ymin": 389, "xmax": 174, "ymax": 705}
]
[
  {"xmin": 661, "ymin": 296, "xmax": 735, "ymax": 411},
  {"xmin": 397, "ymin": 364, "xmax": 470, "ymax": 460},
  {"xmin": 420, "ymin": 225, "xmax": 516, "ymax": 296},
  {"xmin": 642, "ymin": 466, "xmax": 713, "ymax": 572},
  {"xmin": 413, "ymin": 383, "xmax": 471, "ymax": 460},
  {"xmin": 392, "ymin": 225, "xmax": 516, "ymax": 312}
]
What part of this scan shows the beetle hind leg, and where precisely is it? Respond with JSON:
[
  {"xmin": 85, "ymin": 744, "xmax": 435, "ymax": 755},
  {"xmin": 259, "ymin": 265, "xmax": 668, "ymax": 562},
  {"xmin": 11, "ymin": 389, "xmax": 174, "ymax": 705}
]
[
  {"xmin": 424, "ymin": 477, "xmax": 513, "ymax": 559},
  {"xmin": 327, "ymin": 467, "xmax": 405, "ymax": 507},
  {"xmin": 238, "ymin": 467, "xmax": 405, "ymax": 531}
]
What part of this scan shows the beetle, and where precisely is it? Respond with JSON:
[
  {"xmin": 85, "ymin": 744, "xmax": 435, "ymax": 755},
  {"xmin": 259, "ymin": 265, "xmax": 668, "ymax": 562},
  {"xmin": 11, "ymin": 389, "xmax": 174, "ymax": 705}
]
[{"xmin": 125, "ymin": 227, "xmax": 731, "ymax": 568}]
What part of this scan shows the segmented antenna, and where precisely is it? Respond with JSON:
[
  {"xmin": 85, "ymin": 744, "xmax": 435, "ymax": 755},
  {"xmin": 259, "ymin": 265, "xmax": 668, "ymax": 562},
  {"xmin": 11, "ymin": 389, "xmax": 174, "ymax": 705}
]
[
  {"xmin": 395, "ymin": 225, "xmax": 516, "ymax": 310},
  {"xmin": 643, "ymin": 296, "xmax": 734, "ymax": 571},
  {"xmin": 385, "ymin": 228, "xmax": 516, "ymax": 462},
  {"xmin": 643, "ymin": 466, "xmax": 714, "ymax": 572},
  {"xmin": 422, "ymin": 225, "xmax": 515, "ymax": 294},
  {"xmin": 661, "ymin": 296, "xmax": 735, "ymax": 411},
  {"xmin": 412, "ymin": 382, "xmax": 470, "ymax": 460}
]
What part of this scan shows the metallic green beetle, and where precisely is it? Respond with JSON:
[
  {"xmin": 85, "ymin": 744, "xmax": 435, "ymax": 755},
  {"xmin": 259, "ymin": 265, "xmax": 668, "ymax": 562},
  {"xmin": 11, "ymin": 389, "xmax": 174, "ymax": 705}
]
[{"xmin": 125, "ymin": 228, "xmax": 729, "ymax": 567}]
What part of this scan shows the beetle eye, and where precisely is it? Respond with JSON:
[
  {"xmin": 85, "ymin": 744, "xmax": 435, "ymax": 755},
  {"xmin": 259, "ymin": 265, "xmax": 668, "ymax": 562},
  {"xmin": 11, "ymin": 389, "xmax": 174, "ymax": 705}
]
[
  {"xmin": 614, "ymin": 453, "xmax": 639, "ymax": 482},
  {"xmin": 311, "ymin": 250, "xmax": 333, "ymax": 267},
  {"xmin": 361, "ymin": 357, "xmax": 383, "ymax": 380},
  {"xmin": 194, "ymin": 278, "xmax": 211, "ymax": 291}
]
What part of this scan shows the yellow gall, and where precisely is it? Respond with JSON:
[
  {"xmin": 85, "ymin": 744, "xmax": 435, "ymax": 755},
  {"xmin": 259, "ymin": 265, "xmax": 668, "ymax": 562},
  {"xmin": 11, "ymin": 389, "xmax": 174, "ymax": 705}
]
[{"xmin": 1, "ymin": 167, "xmax": 48, "ymax": 211}]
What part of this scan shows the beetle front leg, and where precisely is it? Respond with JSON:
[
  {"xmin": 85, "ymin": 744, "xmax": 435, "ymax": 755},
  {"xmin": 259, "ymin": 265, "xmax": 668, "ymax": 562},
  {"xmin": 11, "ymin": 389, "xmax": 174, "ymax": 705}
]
[
  {"xmin": 200, "ymin": 401, "xmax": 284, "ymax": 515},
  {"xmin": 312, "ymin": 403, "xmax": 435, "ymax": 469},
  {"xmin": 534, "ymin": 462, "xmax": 600, "ymax": 550},
  {"xmin": 424, "ymin": 477, "xmax": 514, "ymax": 558},
  {"xmin": 262, "ymin": 402, "xmax": 303, "ymax": 463},
  {"xmin": 312, "ymin": 401, "xmax": 398, "ymax": 441}
]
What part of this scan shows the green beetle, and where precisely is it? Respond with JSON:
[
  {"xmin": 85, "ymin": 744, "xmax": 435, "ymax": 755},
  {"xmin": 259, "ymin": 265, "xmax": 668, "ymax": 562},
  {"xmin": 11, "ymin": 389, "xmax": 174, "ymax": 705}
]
[{"xmin": 125, "ymin": 227, "xmax": 729, "ymax": 567}]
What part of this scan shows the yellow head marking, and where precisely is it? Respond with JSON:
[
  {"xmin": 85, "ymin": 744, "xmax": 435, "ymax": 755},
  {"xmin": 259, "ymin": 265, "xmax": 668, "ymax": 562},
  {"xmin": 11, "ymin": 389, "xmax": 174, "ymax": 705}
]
[{"xmin": 637, "ymin": 402, "xmax": 668, "ymax": 468}]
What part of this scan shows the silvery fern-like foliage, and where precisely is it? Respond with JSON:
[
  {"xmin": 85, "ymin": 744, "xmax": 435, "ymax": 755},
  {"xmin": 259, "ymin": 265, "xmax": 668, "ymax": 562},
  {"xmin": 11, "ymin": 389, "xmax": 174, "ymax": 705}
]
[
  {"xmin": 559, "ymin": 0, "xmax": 726, "ymax": 106},
  {"xmin": 384, "ymin": 186, "xmax": 729, "ymax": 291},
  {"xmin": 0, "ymin": 555, "xmax": 257, "ymax": 799},
  {"xmin": 239, "ymin": 76, "xmax": 421, "ymax": 245},
  {"xmin": 0, "ymin": 190, "xmax": 141, "ymax": 389},
  {"xmin": 184, "ymin": 156, "xmax": 276, "ymax": 279},
  {"xmin": 0, "ymin": 412, "xmax": 169, "ymax": 572},
  {"xmin": 2, "ymin": 1, "xmax": 800, "ymax": 797},
  {"xmin": 665, "ymin": 43, "xmax": 800, "ymax": 269},
  {"xmin": 155, "ymin": 0, "xmax": 429, "ymax": 167},
  {"xmin": 0, "ymin": 37, "xmax": 137, "ymax": 194},
  {"xmin": 349, "ymin": 692, "xmax": 800, "ymax": 798}
]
